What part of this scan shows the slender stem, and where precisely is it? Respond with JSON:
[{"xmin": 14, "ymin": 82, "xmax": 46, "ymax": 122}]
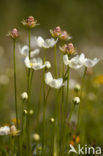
[
  {"xmin": 13, "ymin": 39, "xmax": 18, "ymax": 128},
  {"xmin": 26, "ymin": 28, "xmax": 32, "ymax": 155},
  {"xmin": 42, "ymin": 48, "xmax": 47, "ymax": 155},
  {"xmin": 13, "ymin": 39, "xmax": 21, "ymax": 156},
  {"xmin": 28, "ymin": 28, "xmax": 31, "ymax": 59},
  {"xmin": 54, "ymin": 44, "xmax": 57, "ymax": 77},
  {"xmin": 66, "ymin": 66, "xmax": 70, "ymax": 112},
  {"xmin": 37, "ymin": 80, "xmax": 42, "ymax": 131},
  {"xmin": 78, "ymin": 67, "xmax": 87, "ymax": 126},
  {"xmin": 80, "ymin": 67, "xmax": 87, "ymax": 99}
]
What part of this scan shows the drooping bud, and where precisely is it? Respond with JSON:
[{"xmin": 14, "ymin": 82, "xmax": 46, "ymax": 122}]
[
  {"xmin": 8, "ymin": 28, "xmax": 19, "ymax": 39},
  {"xmin": 22, "ymin": 16, "xmax": 38, "ymax": 28}
]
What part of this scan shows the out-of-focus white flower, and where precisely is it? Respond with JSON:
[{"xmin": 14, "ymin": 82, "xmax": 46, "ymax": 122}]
[
  {"xmin": 63, "ymin": 54, "xmax": 83, "ymax": 69},
  {"xmin": 79, "ymin": 53, "xmax": 99, "ymax": 68},
  {"xmin": 19, "ymin": 45, "xmax": 40, "ymax": 58},
  {"xmin": 45, "ymin": 72, "xmax": 63, "ymax": 89},
  {"xmin": 0, "ymin": 126, "xmax": 10, "ymax": 135},
  {"xmin": 21, "ymin": 92, "xmax": 28, "ymax": 100},
  {"xmin": 10, "ymin": 125, "xmax": 20, "ymax": 136},
  {"xmin": 33, "ymin": 36, "xmax": 58, "ymax": 48},
  {"xmin": 24, "ymin": 56, "xmax": 51, "ymax": 70}
]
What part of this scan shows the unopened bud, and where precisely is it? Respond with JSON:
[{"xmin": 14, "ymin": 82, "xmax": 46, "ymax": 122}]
[
  {"xmin": 74, "ymin": 84, "xmax": 81, "ymax": 92},
  {"xmin": 33, "ymin": 133, "xmax": 40, "ymax": 141},
  {"xmin": 24, "ymin": 110, "xmax": 28, "ymax": 115},
  {"xmin": 21, "ymin": 92, "xmax": 28, "ymax": 100},
  {"xmin": 29, "ymin": 109, "xmax": 34, "ymax": 115},
  {"xmin": 73, "ymin": 97, "xmax": 80, "ymax": 105},
  {"xmin": 22, "ymin": 16, "xmax": 38, "ymax": 28},
  {"xmin": 50, "ymin": 118, "xmax": 55, "ymax": 123},
  {"xmin": 8, "ymin": 28, "xmax": 19, "ymax": 39}
]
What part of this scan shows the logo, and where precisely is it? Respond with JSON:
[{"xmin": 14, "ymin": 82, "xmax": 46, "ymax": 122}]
[{"xmin": 69, "ymin": 144, "xmax": 101, "ymax": 155}]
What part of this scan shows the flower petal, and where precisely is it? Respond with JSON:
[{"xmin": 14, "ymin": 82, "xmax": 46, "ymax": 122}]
[
  {"xmin": 45, "ymin": 72, "xmax": 53, "ymax": 85},
  {"xmin": 24, "ymin": 56, "xmax": 31, "ymax": 68},
  {"xmin": 30, "ymin": 49, "xmax": 40, "ymax": 57},
  {"xmin": 63, "ymin": 54, "xmax": 69, "ymax": 65},
  {"xmin": 19, "ymin": 45, "xmax": 29, "ymax": 56}
]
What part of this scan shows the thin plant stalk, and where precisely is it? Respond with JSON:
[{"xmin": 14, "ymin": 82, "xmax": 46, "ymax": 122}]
[
  {"xmin": 78, "ymin": 67, "xmax": 87, "ymax": 125},
  {"xmin": 66, "ymin": 66, "xmax": 70, "ymax": 111},
  {"xmin": 42, "ymin": 48, "xmax": 47, "ymax": 155},
  {"xmin": 26, "ymin": 28, "xmax": 32, "ymax": 155},
  {"xmin": 80, "ymin": 67, "xmax": 87, "ymax": 99},
  {"xmin": 54, "ymin": 44, "xmax": 57, "ymax": 78},
  {"xmin": 13, "ymin": 39, "xmax": 18, "ymax": 128},
  {"xmin": 13, "ymin": 39, "xmax": 21, "ymax": 155}
]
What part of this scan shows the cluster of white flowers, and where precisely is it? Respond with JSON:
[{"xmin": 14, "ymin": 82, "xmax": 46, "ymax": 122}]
[
  {"xmin": 19, "ymin": 35, "xmax": 100, "ymax": 90},
  {"xmin": 63, "ymin": 53, "xmax": 99, "ymax": 69},
  {"xmin": 19, "ymin": 36, "xmax": 57, "ymax": 71}
]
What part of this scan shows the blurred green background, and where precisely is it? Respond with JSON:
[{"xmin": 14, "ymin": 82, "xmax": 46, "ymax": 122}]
[{"xmin": 0, "ymin": 0, "xmax": 103, "ymax": 44}]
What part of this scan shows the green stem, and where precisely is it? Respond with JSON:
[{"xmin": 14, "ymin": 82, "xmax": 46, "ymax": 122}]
[
  {"xmin": 80, "ymin": 67, "xmax": 87, "ymax": 99},
  {"xmin": 13, "ymin": 39, "xmax": 18, "ymax": 128},
  {"xmin": 66, "ymin": 66, "xmax": 70, "ymax": 112},
  {"xmin": 78, "ymin": 67, "xmax": 87, "ymax": 126},
  {"xmin": 26, "ymin": 28, "xmax": 32, "ymax": 155},
  {"xmin": 54, "ymin": 44, "xmax": 57, "ymax": 77},
  {"xmin": 42, "ymin": 48, "xmax": 47, "ymax": 155}
]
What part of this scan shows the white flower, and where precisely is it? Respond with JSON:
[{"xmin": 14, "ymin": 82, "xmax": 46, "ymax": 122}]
[
  {"xmin": 63, "ymin": 54, "xmax": 83, "ymax": 69},
  {"xmin": 33, "ymin": 36, "xmax": 58, "ymax": 48},
  {"xmin": 21, "ymin": 92, "xmax": 28, "ymax": 100},
  {"xmin": 63, "ymin": 53, "xmax": 99, "ymax": 69},
  {"xmin": 45, "ymin": 72, "xmax": 63, "ymax": 89},
  {"xmin": 79, "ymin": 53, "xmax": 99, "ymax": 68},
  {"xmin": 0, "ymin": 126, "xmax": 10, "ymax": 135},
  {"xmin": 24, "ymin": 56, "xmax": 51, "ymax": 70},
  {"xmin": 19, "ymin": 45, "xmax": 40, "ymax": 57}
]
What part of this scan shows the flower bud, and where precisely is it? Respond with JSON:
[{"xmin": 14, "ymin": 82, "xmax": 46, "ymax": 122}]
[
  {"xmin": 29, "ymin": 109, "xmax": 34, "ymax": 115},
  {"xmin": 50, "ymin": 117, "xmax": 55, "ymax": 123},
  {"xmin": 23, "ymin": 110, "xmax": 28, "ymax": 115},
  {"xmin": 45, "ymin": 61, "xmax": 51, "ymax": 69},
  {"xmin": 73, "ymin": 97, "xmax": 80, "ymax": 105},
  {"xmin": 8, "ymin": 28, "xmax": 19, "ymax": 39},
  {"xmin": 50, "ymin": 26, "xmax": 61, "ymax": 38},
  {"xmin": 59, "ymin": 31, "xmax": 72, "ymax": 41},
  {"xmin": 33, "ymin": 133, "xmax": 40, "ymax": 141},
  {"xmin": 74, "ymin": 84, "xmax": 81, "ymax": 92},
  {"xmin": 21, "ymin": 92, "xmax": 28, "ymax": 100},
  {"xmin": 59, "ymin": 43, "xmax": 75, "ymax": 55},
  {"xmin": 22, "ymin": 16, "xmax": 38, "ymax": 28}
]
